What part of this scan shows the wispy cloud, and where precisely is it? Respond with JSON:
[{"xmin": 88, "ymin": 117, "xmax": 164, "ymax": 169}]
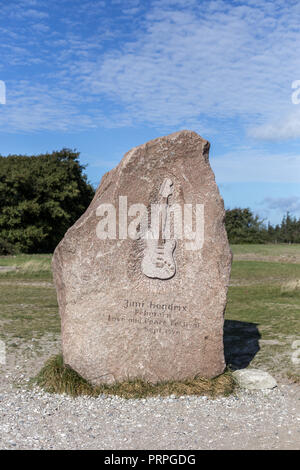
[
  {"xmin": 1, "ymin": 0, "xmax": 300, "ymax": 138},
  {"xmin": 249, "ymin": 110, "xmax": 300, "ymax": 140},
  {"xmin": 262, "ymin": 196, "xmax": 300, "ymax": 214},
  {"xmin": 75, "ymin": 0, "xmax": 300, "ymax": 132}
]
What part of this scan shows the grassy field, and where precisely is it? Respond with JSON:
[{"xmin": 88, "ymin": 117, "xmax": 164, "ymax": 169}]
[
  {"xmin": 0, "ymin": 245, "xmax": 299, "ymax": 383},
  {"xmin": 226, "ymin": 245, "xmax": 300, "ymax": 382},
  {"xmin": 0, "ymin": 254, "xmax": 57, "ymax": 355}
]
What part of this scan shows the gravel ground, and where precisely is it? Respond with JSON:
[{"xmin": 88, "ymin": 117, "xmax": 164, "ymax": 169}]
[
  {"xmin": 0, "ymin": 382, "xmax": 299, "ymax": 449},
  {"xmin": 0, "ymin": 342, "xmax": 299, "ymax": 450}
]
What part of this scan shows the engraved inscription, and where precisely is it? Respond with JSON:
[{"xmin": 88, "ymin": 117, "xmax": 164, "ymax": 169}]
[{"xmin": 105, "ymin": 299, "xmax": 201, "ymax": 336}]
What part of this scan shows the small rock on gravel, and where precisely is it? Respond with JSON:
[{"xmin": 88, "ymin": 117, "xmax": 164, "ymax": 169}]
[{"xmin": 233, "ymin": 369, "xmax": 277, "ymax": 390}]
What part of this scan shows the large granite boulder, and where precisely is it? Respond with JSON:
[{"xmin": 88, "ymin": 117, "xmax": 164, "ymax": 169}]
[{"xmin": 52, "ymin": 130, "xmax": 232, "ymax": 385}]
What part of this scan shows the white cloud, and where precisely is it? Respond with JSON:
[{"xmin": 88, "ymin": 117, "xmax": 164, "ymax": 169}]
[
  {"xmin": 262, "ymin": 196, "xmax": 300, "ymax": 213},
  {"xmin": 31, "ymin": 23, "xmax": 50, "ymax": 33},
  {"xmin": 73, "ymin": 0, "xmax": 300, "ymax": 134},
  {"xmin": 250, "ymin": 110, "xmax": 300, "ymax": 140},
  {"xmin": 0, "ymin": 3, "xmax": 49, "ymax": 20},
  {"xmin": 21, "ymin": 9, "xmax": 49, "ymax": 19},
  {"xmin": 0, "ymin": 81, "xmax": 101, "ymax": 132},
  {"xmin": 2, "ymin": 0, "xmax": 300, "ymax": 136}
]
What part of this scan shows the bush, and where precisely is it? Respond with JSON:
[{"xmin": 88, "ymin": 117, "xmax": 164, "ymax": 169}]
[
  {"xmin": 225, "ymin": 208, "xmax": 268, "ymax": 244},
  {"xmin": 0, "ymin": 237, "xmax": 18, "ymax": 255},
  {"xmin": 0, "ymin": 149, "xmax": 95, "ymax": 253}
]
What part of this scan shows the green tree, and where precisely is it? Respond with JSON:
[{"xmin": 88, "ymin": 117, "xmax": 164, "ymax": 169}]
[
  {"xmin": 225, "ymin": 208, "xmax": 268, "ymax": 244},
  {"xmin": 0, "ymin": 149, "xmax": 95, "ymax": 254},
  {"xmin": 278, "ymin": 212, "xmax": 300, "ymax": 243}
]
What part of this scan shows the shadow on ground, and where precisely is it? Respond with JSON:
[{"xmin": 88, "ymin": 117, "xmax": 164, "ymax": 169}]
[{"xmin": 224, "ymin": 320, "xmax": 261, "ymax": 370}]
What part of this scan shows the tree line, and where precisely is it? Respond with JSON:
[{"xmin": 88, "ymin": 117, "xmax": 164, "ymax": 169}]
[
  {"xmin": 225, "ymin": 208, "xmax": 300, "ymax": 244},
  {"xmin": 0, "ymin": 150, "xmax": 299, "ymax": 254}
]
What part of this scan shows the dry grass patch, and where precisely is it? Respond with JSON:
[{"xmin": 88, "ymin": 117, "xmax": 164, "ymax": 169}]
[
  {"xmin": 287, "ymin": 372, "xmax": 300, "ymax": 384},
  {"xmin": 281, "ymin": 279, "xmax": 300, "ymax": 295},
  {"xmin": 21, "ymin": 259, "xmax": 51, "ymax": 272},
  {"xmin": 0, "ymin": 254, "xmax": 52, "ymax": 280},
  {"xmin": 34, "ymin": 354, "xmax": 236, "ymax": 399}
]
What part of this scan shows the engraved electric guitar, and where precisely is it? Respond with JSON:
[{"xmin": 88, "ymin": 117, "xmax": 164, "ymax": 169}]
[{"xmin": 141, "ymin": 178, "xmax": 177, "ymax": 280}]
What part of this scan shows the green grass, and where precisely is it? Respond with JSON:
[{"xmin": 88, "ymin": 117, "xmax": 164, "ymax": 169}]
[
  {"xmin": 33, "ymin": 354, "xmax": 236, "ymax": 399},
  {"xmin": 227, "ymin": 285, "xmax": 299, "ymax": 331},
  {"xmin": 0, "ymin": 254, "xmax": 58, "ymax": 348},
  {"xmin": 1, "ymin": 244, "xmax": 299, "ymax": 393},
  {"xmin": 231, "ymin": 243, "xmax": 300, "ymax": 257},
  {"xmin": 0, "ymin": 253, "xmax": 51, "ymax": 267},
  {"xmin": 0, "ymin": 284, "xmax": 59, "ymax": 343},
  {"xmin": 226, "ymin": 244, "xmax": 300, "ymax": 381},
  {"xmin": 231, "ymin": 260, "xmax": 300, "ymax": 284},
  {"xmin": 0, "ymin": 253, "xmax": 52, "ymax": 280}
]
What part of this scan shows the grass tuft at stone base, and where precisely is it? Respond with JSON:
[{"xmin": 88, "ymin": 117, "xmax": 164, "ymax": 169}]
[{"xmin": 33, "ymin": 354, "xmax": 236, "ymax": 399}]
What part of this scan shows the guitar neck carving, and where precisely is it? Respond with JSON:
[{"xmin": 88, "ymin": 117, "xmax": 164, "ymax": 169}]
[{"xmin": 141, "ymin": 178, "xmax": 177, "ymax": 280}]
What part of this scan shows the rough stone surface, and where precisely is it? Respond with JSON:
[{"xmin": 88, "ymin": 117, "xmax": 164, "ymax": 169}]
[
  {"xmin": 233, "ymin": 369, "xmax": 278, "ymax": 390},
  {"xmin": 52, "ymin": 130, "xmax": 232, "ymax": 385}
]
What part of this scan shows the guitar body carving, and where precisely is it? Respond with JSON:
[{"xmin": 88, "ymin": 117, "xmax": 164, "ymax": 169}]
[{"xmin": 141, "ymin": 230, "xmax": 176, "ymax": 280}]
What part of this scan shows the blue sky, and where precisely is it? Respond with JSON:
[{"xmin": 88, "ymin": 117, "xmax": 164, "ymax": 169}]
[{"xmin": 0, "ymin": 0, "xmax": 300, "ymax": 224}]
